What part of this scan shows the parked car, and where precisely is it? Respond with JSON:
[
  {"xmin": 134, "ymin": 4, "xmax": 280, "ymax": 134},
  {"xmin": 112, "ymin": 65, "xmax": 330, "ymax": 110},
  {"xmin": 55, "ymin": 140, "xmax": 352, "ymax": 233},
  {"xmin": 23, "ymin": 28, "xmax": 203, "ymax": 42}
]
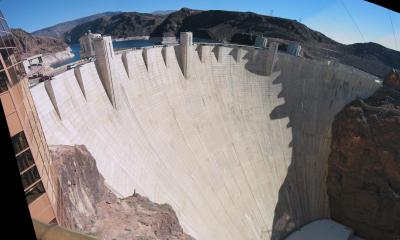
[
  {"xmin": 29, "ymin": 73, "xmax": 43, "ymax": 79},
  {"xmin": 67, "ymin": 64, "xmax": 77, "ymax": 70},
  {"xmin": 39, "ymin": 75, "xmax": 52, "ymax": 83}
]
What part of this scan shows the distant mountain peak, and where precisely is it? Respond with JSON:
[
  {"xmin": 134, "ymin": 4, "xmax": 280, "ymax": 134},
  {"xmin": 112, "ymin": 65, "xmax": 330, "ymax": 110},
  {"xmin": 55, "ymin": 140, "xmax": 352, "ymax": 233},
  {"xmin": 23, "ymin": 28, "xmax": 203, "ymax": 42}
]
[
  {"xmin": 32, "ymin": 11, "xmax": 121, "ymax": 39},
  {"xmin": 31, "ymin": 8, "xmax": 399, "ymax": 78},
  {"xmin": 150, "ymin": 10, "xmax": 176, "ymax": 15}
]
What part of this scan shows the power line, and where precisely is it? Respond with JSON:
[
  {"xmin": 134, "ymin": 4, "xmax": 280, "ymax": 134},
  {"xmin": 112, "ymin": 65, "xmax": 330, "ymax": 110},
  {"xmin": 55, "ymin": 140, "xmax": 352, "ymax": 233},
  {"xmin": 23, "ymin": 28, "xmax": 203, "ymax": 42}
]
[
  {"xmin": 388, "ymin": 10, "xmax": 399, "ymax": 51},
  {"xmin": 340, "ymin": 0, "xmax": 366, "ymax": 43}
]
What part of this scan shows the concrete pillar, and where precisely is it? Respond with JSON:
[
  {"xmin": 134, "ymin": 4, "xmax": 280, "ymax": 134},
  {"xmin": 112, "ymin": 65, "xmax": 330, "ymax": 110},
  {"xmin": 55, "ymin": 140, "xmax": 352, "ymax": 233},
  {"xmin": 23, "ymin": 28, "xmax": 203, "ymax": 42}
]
[
  {"xmin": 161, "ymin": 47, "xmax": 168, "ymax": 67},
  {"xmin": 142, "ymin": 48, "xmax": 149, "ymax": 71},
  {"xmin": 74, "ymin": 67, "xmax": 85, "ymax": 99},
  {"xmin": 162, "ymin": 46, "xmax": 175, "ymax": 68},
  {"xmin": 198, "ymin": 45, "xmax": 205, "ymax": 63},
  {"xmin": 214, "ymin": 46, "xmax": 223, "ymax": 63},
  {"xmin": 266, "ymin": 42, "xmax": 279, "ymax": 76},
  {"xmin": 255, "ymin": 36, "xmax": 268, "ymax": 48},
  {"xmin": 121, "ymin": 52, "xmax": 131, "ymax": 78},
  {"xmin": 44, "ymin": 81, "xmax": 60, "ymax": 119},
  {"xmin": 287, "ymin": 42, "xmax": 301, "ymax": 56},
  {"xmin": 235, "ymin": 47, "xmax": 243, "ymax": 63},
  {"xmin": 93, "ymin": 36, "xmax": 117, "ymax": 108},
  {"xmin": 179, "ymin": 32, "xmax": 193, "ymax": 78}
]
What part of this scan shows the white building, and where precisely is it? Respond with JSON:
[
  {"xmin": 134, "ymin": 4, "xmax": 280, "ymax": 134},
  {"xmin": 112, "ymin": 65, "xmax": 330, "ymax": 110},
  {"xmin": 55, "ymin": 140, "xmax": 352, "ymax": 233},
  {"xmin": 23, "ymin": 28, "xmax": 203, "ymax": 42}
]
[{"xmin": 22, "ymin": 54, "xmax": 43, "ymax": 75}]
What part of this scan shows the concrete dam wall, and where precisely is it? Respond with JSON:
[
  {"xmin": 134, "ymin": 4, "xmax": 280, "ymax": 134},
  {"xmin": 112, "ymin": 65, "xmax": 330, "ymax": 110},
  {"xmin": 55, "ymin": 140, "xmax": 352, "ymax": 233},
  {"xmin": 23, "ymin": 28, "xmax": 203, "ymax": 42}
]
[{"xmin": 30, "ymin": 36, "xmax": 380, "ymax": 239}]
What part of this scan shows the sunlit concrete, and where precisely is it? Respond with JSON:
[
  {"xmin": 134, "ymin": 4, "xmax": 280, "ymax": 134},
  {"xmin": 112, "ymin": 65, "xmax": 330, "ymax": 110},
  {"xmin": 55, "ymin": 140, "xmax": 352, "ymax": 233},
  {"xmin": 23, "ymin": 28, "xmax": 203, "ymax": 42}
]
[{"xmin": 30, "ymin": 39, "xmax": 380, "ymax": 240}]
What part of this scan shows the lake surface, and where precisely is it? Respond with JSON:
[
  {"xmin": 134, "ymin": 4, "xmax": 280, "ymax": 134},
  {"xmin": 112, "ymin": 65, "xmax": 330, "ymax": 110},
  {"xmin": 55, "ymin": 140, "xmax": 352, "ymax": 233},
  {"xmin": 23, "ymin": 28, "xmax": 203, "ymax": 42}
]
[
  {"xmin": 51, "ymin": 40, "xmax": 161, "ymax": 68},
  {"xmin": 51, "ymin": 38, "xmax": 221, "ymax": 68}
]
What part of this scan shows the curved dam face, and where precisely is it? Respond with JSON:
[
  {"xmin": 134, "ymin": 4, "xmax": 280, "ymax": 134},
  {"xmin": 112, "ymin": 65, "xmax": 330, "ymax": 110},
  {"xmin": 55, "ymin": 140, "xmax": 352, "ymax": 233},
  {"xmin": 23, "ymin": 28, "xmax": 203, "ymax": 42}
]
[{"xmin": 31, "ymin": 39, "xmax": 379, "ymax": 239}]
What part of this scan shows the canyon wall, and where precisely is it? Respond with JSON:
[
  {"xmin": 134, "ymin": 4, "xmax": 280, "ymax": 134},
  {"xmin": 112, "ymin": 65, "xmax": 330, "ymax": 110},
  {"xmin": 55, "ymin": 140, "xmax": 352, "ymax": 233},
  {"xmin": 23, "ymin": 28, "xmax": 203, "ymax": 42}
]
[{"xmin": 328, "ymin": 81, "xmax": 400, "ymax": 239}]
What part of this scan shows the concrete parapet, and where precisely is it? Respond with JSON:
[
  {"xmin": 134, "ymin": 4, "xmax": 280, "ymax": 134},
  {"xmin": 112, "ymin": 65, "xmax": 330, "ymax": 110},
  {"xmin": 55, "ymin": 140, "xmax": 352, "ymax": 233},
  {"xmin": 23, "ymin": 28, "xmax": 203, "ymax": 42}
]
[
  {"xmin": 121, "ymin": 52, "xmax": 131, "ymax": 78},
  {"xmin": 162, "ymin": 46, "xmax": 173, "ymax": 67},
  {"xmin": 235, "ymin": 47, "xmax": 244, "ymax": 62},
  {"xmin": 44, "ymin": 80, "xmax": 60, "ymax": 119},
  {"xmin": 213, "ymin": 46, "xmax": 224, "ymax": 63},
  {"xmin": 266, "ymin": 42, "xmax": 279, "ymax": 75},
  {"xmin": 93, "ymin": 36, "xmax": 117, "ymax": 108},
  {"xmin": 198, "ymin": 45, "xmax": 206, "ymax": 63},
  {"xmin": 179, "ymin": 32, "xmax": 193, "ymax": 78},
  {"xmin": 142, "ymin": 48, "xmax": 149, "ymax": 70},
  {"xmin": 74, "ymin": 67, "xmax": 86, "ymax": 99},
  {"xmin": 197, "ymin": 45, "xmax": 212, "ymax": 63}
]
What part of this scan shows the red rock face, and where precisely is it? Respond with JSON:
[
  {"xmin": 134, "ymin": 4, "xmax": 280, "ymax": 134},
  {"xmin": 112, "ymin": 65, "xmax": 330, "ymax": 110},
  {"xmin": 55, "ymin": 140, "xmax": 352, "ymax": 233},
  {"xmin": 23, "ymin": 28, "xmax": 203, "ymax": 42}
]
[
  {"xmin": 11, "ymin": 28, "xmax": 69, "ymax": 58},
  {"xmin": 50, "ymin": 145, "xmax": 193, "ymax": 240},
  {"xmin": 327, "ymin": 87, "xmax": 400, "ymax": 240}
]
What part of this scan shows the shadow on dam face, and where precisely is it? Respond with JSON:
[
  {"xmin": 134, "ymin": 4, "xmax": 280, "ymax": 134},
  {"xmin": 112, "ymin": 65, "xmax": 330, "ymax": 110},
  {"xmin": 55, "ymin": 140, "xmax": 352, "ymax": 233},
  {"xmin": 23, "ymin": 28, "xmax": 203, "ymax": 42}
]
[
  {"xmin": 30, "ymin": 44, "xmax": 380, "ymax": 239},
  {"xmin": 267, "ymin": 53, "xmax": 380, "ymax": 239}
]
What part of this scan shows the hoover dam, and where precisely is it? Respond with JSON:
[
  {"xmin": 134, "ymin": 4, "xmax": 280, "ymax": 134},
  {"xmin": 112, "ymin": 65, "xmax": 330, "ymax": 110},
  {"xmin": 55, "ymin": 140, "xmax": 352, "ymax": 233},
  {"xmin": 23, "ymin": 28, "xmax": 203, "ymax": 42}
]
[{"xmin": 30, "ymin": 33, "xmax": 381, "ymax": 239}]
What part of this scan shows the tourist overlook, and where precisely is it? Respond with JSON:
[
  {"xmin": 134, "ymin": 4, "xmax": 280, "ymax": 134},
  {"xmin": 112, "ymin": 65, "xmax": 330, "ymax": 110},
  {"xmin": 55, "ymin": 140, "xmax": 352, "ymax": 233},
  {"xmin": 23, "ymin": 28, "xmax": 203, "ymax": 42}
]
[{"xmin": 0, "ymin": 1, "xmax": 399, "ymax": 240}]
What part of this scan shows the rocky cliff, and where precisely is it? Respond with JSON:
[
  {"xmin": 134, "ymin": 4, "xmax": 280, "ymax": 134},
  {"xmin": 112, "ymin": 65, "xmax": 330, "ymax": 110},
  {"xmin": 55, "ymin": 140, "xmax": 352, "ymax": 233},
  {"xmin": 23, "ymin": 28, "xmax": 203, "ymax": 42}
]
[
  {"xmin": 11, "ymin": 28, "xmax": 70, "ymax": 60},
  {"xmin": 150, "ymin": 8, "xmax": 336, "ymax": 44},
  {"xmin": 64, "ymin": 12, "xmax": 166, "ymax": 44},
  {"xmin": 49, "ymin": 145, "xmax": 193, "ymax": 240},
  {"xmin": 327, "ymin": 70, "xmax": 400, "ymax": 240},
  {"xmin": 32, "ymin": 12, "xmax": 120, "ymax": 39},
  {"xmin": 65, "ymin": 8, "xmax": 400, "ymax": 78},
  {"xmin": 150, "ymin": 8, "xmax": 399, "ymax": 78}
]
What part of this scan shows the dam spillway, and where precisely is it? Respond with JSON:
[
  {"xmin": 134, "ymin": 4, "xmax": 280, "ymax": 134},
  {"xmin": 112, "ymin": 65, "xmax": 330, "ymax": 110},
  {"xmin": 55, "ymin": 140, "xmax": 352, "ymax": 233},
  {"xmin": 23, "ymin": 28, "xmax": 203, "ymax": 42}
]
[{"xmin": 30, "ymin": 34, "xmax": 380, "ymax": 239}]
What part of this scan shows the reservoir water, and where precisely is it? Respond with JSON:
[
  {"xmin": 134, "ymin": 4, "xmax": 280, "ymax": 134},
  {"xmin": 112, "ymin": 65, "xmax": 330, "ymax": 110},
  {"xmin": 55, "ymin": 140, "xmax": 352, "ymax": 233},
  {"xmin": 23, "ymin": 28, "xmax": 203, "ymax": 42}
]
[{"xmin": 51, "ymin": 39, "xmax": 161, "ymax": 68}]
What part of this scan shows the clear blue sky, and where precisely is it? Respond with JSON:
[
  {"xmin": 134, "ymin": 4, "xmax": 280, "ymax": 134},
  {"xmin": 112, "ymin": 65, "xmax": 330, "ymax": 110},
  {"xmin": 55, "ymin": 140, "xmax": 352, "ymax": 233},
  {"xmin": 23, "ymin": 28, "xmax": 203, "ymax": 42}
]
[{"xmin": 1, "ymin": 0, "xmax": 399, "ymax": 50}]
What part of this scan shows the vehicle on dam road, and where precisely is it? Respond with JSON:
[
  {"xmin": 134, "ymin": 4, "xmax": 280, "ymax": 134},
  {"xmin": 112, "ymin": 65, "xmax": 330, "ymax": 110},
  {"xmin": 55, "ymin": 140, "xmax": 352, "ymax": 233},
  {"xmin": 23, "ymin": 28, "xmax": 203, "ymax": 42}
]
[
  {"xmin": 38, "ymin": 75, "xmax": 53, "ymax": 82},
  {"xmin": 66, "ymin": 63, "xmax": 78, "ymax": 70}
]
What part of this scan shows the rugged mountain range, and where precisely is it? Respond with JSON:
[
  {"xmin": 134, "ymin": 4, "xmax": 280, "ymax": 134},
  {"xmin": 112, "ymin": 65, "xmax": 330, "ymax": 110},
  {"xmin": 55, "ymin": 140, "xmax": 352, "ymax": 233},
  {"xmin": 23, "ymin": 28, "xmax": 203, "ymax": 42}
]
[
  {"xmin": 32, "ymin": 12, "xmax": 120, "ymax": 39},
  {"xmin": 64, "ymin": 12, "xmax": 166, "ymax": 44},
  {"xmin": 150, "ymin": 8, "xmax": 337, "ymax": 44},
  {"xmin": 32, "ymin": 8, "xmax": 400, "ymax": 78},
  {"xmin": 150, "ymin": 10, "xmax": 176, "ymax": 15},
  {"xmin": 149, "ymin": 8, "xmax": 399, "ymax": 78}
]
